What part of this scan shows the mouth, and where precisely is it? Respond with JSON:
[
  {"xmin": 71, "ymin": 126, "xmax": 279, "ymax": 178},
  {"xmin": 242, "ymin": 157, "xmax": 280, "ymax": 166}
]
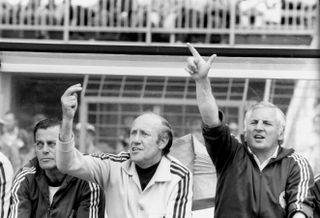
[
  {"xmin": 253, "ymin": 134, "xmax": 265, "ymax": 141},
  {"xmin": 130, "ymin": 147, "xmax": 142, "ymax": 152},
  {"xmin": 40, "ymin": 158, "xmax": 53, "ymax": 162}
]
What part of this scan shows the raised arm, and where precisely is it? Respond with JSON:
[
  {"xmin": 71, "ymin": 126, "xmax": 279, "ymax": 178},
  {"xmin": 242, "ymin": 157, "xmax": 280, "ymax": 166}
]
[
  {"xmin": 56, "ymin": 84, "xmax": 98, "ymax": 182},
  {"xmin": 57, "ymin": 84, "xmax": 112, "ymax": 185},
  {"xmin": 60, "ymin": 83, "xmax": 82, "ymax": 142},
  {"xmin": 185, "ymin": 43, "xmax": 220, "ymax": 127}
]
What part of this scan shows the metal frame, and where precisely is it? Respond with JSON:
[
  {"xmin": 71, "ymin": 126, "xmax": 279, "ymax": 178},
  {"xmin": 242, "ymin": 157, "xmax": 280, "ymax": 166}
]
[
  {"xmin": 78, "ymin": 74, "xmax": 255, "ymax": 151},
  {"xmin": 0, "ymin": 46, "xmax": 318, "ymax": 152}
]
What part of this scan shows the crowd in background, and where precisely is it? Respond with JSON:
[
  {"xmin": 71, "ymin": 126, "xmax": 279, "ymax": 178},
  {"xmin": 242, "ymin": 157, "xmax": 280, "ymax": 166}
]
[
  {"xmin": 1, "ymin": 0, "xmax": 316, "ymax": 25},
  {"xmin": 0, "ymin": 0, "xmax": 317, "ymax": 42}
]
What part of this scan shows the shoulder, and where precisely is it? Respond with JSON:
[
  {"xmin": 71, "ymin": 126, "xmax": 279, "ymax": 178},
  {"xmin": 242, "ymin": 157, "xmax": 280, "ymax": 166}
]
[
  {"xmin": 287, "ymin": 152, "xmax": 310, "ymax": 166},
  {"xmin": 15, "ymin": 165, "xmax": 36, "ymax": 179},
  {"xmin": 315, "ymin": 174, "xmax": 320, "ymax": 183},
  {"xmin": 89, "ymin": 151, "xmax": 130, "ymax": 162},
  {"xmin": 287, "ymin": 153, "xmax": 312, "ymax": 174},
  {"xmin": 168, "ymin": 155, "xmax": 191, "ymax": 180},
  {"xmin": 73, "ymin": 178, "xmax": 103, "ymax": 200},
  {"xmin": 0, "ymin": 152, "xmax": 13, "ymax": 170},
  {"xmin": 77, "ymin": 178, "xmax": 102, "ymax": 192},
  {"xmin": 202, "ymin": 122, "xmax": 227, "ymax": 135},
  {"xmin": 12, "ymin": 165, "xmax": 37, "ymax": 188}
]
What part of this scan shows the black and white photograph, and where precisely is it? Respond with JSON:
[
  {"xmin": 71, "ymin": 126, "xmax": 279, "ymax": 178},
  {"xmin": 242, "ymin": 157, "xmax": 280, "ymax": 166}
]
[{"xmin": 0, "ymin": 0, "xmax": 319, "ymax": 217}]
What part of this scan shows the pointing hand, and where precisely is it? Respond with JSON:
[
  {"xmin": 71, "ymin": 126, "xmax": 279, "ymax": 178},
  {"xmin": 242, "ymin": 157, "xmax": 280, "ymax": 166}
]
[
  {"xmin": 61, "ymin": 84, "xmax": 82, "ymax": 121},
  {"xmin": 185, "ymin": 43, "xmax": 216, "ymax": 81}
]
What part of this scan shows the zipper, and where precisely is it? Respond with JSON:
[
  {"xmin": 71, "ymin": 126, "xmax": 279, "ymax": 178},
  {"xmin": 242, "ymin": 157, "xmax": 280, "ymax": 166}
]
[{"xmin": 258, "ymin": 171, "xmax": 262, "ymax": 218}]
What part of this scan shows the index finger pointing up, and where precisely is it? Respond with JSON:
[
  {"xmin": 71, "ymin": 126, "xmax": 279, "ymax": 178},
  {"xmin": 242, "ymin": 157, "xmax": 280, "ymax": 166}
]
[
  {"xmin": 64, "ymin": 84, "xmax": 83, "ymax": 97},
  {"xmin": 187, "ymin": 43, "xmax": 201, "ymax": 59}
]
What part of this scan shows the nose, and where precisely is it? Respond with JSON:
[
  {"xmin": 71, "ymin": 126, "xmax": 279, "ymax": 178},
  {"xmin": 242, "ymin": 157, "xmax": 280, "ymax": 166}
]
[
  {"xmin": 42, "ymin": 143, "xmax": 50, "ymax": 153},
  {"xmin": 255, "ymin": 120, "xmax": 264, "ymax": 130},
  {"xmin": 130, "ymin": 132, "xmax": 141, "ymax": 145}
]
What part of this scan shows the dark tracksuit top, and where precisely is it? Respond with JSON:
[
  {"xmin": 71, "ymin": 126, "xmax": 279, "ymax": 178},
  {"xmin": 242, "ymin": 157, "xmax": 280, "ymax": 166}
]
[
  {"xmin": 202, "ymin": 123, "xmax": 314, "ymax": 218},
  {"xmin": 8, "ymin": 158, "xmax": 105, "ymax": 218},
  {"xmin": 312, "ymin": 174, "xmax": 320, "ymax": 218}
]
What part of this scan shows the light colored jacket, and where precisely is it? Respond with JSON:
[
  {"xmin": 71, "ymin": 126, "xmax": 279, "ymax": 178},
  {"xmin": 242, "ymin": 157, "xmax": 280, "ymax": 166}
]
[
  {"xmin": 0, "ymin": 151, "xmax": 13, "ymax": 218},
  {"xmin": 57, "ymin": 138, "xmax": 192, "ymax": 218}
]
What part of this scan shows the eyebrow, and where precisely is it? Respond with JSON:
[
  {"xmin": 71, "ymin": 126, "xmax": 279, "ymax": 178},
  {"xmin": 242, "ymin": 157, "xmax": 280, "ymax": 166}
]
[
  {"xmin": 35, "ymin": 139, "xmax": 57, "ymax": 143},
  {"xmin": 250, "ymin": 119, "xmax": 275, "ymax": 123}
]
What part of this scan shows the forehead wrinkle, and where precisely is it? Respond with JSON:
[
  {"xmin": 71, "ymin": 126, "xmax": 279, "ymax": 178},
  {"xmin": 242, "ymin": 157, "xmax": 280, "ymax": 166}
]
[
  {"xmin": 133, "ymin": 114, "xmax": 163, "ymax": 130},
  {"xmin": 251, "ymin": 108, "xmax": 277, "ymax": 119}
]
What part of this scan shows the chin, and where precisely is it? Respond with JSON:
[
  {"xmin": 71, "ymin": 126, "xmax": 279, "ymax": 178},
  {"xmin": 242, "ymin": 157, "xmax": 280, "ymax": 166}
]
[
  {"xmin": 39, "ymin": 164, "xmax": 56, "ymax": 170},
  {"xmin": 249, "ymin": 142, "xmax": 266, "ymax": 150}
]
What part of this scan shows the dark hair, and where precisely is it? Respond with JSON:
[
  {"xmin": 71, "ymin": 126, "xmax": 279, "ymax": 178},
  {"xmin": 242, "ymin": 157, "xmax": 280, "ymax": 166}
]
[{"xmin": 33, "ymin": 118, "xmax": 61, "ymax": 142}]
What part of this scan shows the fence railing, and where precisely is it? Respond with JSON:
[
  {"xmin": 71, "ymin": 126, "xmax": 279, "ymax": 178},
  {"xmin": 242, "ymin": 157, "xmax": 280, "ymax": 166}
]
[{"xmin": 0, "ymin": 0, "xmax": 318, "ymax": 47}]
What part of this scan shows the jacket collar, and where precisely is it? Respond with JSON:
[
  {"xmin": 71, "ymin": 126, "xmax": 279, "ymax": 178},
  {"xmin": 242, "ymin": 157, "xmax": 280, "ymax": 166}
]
[
  {"xmin": 240, "ymin": 135, "xmax": 294, "ymax": 161},
  {"xmin": 29, "ymin": 158, "xmax": 74, "ymax": 190},
  {"xmin": 121, "ymin": 156, "xmax": 172, "ymax": 190}
]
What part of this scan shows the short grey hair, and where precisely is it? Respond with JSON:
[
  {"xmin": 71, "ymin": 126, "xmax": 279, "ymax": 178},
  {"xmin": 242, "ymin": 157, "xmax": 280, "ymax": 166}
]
[
  {"xmin": 244, "ymin": 101, "xmax": 286, "ymax": 144},
  {"xmin": 135, "ymin": 111, "xmax": 173, "ymax": 155}
]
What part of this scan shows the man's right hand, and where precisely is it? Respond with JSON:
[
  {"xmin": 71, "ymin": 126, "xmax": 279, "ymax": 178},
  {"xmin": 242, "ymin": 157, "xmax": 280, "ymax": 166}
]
[
  {"xmin": 61, "ymin": 84, "xmax": 82, "ymax": 121},
  {"xmin": 185, "ymin": 43, "xmax": 216, "ymax": 81}
]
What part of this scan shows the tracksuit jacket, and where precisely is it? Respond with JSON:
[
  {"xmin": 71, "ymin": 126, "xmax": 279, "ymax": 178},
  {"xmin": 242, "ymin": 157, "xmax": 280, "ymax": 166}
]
[
  {"xmin": 0, "ymin": 151, "xmax": 14, "ymax": 218},
  {"xmin": 203, "ymin": 123, "xmax": 314, "ymax": 218},
  {"xmin": 8, "ymin": 158, "xmax": 105, "ymax": 218},
  {"xmin": 56, "ymin": 138, "xmax": 192, "ymax": 218},
  {"xmin": 312, "ymin": 174, "xmax": 320, "ymax": 218}
]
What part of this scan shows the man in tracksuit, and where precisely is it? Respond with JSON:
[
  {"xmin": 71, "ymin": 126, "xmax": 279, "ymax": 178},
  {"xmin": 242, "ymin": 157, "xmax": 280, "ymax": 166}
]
[
  {"xmin": 56, "ymin": 84, "xmax": 192, "ymax": 218},
  {"xmin": 8, "ymin": 118, "xmax": 105, "ymax": 218},
  {"xmin": 185, "ymin": 43, "xmax": 314, "ymax": 218}
]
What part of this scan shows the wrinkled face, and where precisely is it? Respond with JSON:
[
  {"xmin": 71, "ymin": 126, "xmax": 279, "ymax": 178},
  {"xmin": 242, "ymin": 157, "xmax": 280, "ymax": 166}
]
[
  {"xmin": 35, "ymin": 126, "xmax": 59, "ymax": 170},
  {"xmin": 245, "ymin": 107, "xmax": 283, "ymax": 153},
  {"xmin": 129, "ymin": 114, "xmax": 165, "ymax": 168}
]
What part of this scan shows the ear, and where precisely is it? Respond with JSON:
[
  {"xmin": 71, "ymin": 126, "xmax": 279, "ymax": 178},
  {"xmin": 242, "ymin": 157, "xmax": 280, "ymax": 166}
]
[
  {"xmin": 158, "ymin": 134, "xmax": 169, "ymax": 150},
  {"xmin": 243, "ymin": 130, "xmax": 248, "ymax": 142},
  {"xmin": 278, "ymin": 126, "xmax": 285, "ymax": 141}
]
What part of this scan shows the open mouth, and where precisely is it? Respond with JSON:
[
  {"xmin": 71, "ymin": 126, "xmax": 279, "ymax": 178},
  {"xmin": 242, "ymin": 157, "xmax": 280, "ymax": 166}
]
[
  {"xmin": 131, "ymin": 147, "xmax": 142, "ymax": 152},
  {"xmin": 254, "ymin": 135, "xmax": 265, "ymax": 140}
]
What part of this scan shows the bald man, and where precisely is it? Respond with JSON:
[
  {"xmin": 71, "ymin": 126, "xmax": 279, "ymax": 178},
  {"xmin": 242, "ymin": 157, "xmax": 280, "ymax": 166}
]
[{"xmin": 56, "ymin": 84, "xmax": 192, "ymax": 218}]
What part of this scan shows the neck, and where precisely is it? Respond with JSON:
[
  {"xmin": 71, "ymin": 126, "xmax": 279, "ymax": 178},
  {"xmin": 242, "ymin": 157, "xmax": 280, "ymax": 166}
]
[
  {"xmin": 136, "ymin": 161, "xmax": 160, "ymax": 171},
  {"xmin": 250, "ymin": 146, "xmax": 278, "ymax": 163},
  {"xmin": 136, "ymin": 155, "xmax": 162, "ymax": 169},
  {"xmin": 44, "ymin": 168, "xmax": 66, "ymax": 186}
]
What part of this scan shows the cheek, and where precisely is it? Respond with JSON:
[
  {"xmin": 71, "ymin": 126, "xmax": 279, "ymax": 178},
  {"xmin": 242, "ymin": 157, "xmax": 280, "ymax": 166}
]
[
  {"xmin": 35, "ymin": 149, "xmax": 41, "ymax": 156},
  {"xmin": 51, "ymin": 149, "xmax": 56, "ymax": 156},
  {"xmin": 244, "ymin": 130, "xmax": 253, "ymax": 138}
]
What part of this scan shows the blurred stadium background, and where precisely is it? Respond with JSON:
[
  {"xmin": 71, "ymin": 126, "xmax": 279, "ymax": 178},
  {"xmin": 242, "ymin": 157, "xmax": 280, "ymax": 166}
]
[{"xmin": 0, "ymin": 0, "xmax": 319, "ymax": 215}]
